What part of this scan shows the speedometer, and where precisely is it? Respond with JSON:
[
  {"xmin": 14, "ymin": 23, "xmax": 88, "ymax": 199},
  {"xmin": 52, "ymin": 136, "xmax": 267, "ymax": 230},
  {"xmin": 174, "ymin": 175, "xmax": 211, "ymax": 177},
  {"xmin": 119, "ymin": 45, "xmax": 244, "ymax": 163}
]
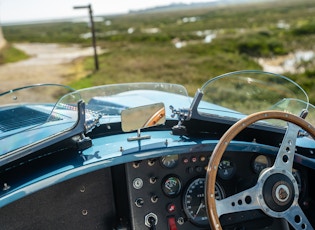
[{"xmin": 183, "ymin": 178, "xmax": 225, "ymax": 226}]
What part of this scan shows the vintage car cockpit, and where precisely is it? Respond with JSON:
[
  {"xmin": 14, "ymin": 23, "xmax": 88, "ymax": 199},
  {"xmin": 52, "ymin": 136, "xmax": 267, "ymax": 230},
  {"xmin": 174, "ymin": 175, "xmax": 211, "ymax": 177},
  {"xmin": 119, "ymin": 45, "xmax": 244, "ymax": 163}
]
[{"xmin": 1, "ymin": 70, "xmax": 315, "ymax": 229}]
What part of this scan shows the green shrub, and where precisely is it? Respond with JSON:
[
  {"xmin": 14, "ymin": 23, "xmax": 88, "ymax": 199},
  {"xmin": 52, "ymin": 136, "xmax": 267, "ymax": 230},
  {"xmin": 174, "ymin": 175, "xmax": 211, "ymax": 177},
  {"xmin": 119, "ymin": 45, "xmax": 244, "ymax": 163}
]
[
  {"xmin": 238, "ymin": 33, "xmax": 287, "ymax": 57},
  {"xmin": 292, "ymin": 21, "xmax": 315, "ymax": 35}
]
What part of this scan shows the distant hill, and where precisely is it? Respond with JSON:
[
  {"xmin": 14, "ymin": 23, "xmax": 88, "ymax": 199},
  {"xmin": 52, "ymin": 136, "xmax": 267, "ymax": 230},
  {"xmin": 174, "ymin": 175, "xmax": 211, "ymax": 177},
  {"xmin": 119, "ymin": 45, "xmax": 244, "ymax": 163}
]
[
  {"xmin": 128, "ymin": 0, "xmax": 275, "ymax": 14},
  {"xmin": 2, "ymin": 0, "xmax": 276, "ymax": 26}
]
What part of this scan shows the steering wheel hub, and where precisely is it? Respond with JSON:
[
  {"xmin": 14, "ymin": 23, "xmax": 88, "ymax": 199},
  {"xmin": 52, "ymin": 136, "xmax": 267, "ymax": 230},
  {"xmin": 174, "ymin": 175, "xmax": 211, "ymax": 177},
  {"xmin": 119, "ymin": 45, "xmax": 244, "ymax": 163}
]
[{"xmin": 262, "ymin": 173, "xmax": 295, "ymax": 212}]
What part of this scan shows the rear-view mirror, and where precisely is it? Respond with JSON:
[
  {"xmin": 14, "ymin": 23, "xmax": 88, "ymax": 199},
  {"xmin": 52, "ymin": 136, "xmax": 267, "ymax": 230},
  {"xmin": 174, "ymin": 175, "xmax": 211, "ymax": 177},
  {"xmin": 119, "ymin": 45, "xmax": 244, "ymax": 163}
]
[{"xmin": 121, "ymin": 103, "xmax": 165, "ymax": 133}]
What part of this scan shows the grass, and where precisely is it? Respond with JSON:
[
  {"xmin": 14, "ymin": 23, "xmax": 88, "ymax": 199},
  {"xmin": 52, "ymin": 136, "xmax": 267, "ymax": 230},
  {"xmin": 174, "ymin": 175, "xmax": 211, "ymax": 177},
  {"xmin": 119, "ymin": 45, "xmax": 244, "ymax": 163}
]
[
  {"xmin": 69, "ymin": 41, "xmax": 261, "ymax": 96},
  {"xmin": 0, "ymin": 44, "xmax": 29, "ymax": 64}
]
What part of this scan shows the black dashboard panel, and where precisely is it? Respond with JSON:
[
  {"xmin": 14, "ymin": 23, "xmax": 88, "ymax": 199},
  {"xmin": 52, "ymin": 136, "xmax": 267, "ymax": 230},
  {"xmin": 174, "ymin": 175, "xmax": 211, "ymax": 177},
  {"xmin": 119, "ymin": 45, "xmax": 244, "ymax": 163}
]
[
  {"xmin": 122, "ymin": 151, "xmax": 261, "ymax": 229},
  {"xmin": 118, "ymin": 150, "xmax": 309, "ymax": 230},
  {"xmin": 124, "ymin": 151, "xmax": 211, "ymax": 230},
  {"xmin": 1, "ymin": 168, "xmax": 115, "ymax": 230}
]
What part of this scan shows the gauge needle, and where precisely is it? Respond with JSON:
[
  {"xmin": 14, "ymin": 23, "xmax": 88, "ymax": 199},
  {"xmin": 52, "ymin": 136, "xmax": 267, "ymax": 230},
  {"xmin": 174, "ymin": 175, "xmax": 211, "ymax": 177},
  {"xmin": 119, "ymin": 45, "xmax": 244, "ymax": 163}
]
[{"xmin": 194, "ymin": 201, "xmax": 204, "ymax": 218}]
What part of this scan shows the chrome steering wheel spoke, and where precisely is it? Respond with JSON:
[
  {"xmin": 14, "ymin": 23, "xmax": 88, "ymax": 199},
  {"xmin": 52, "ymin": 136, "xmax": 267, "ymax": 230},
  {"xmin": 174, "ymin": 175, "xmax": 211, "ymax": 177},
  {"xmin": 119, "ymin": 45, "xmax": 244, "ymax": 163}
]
[
  {"xmin": 274, "ymin": 122, "xmax": 300, "ymax": 172},
  {"xmin": 285, "ymin": 204, "xmax": 314, "ymax": 230},
  {"xmin": 216, "ymin": 185, "xmax": 261, "ymax": 217}
]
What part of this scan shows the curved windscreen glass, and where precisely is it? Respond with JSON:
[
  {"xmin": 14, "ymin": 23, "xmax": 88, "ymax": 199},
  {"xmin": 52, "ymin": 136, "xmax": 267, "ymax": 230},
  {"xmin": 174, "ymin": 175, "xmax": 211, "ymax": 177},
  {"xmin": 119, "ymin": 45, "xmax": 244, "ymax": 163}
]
[
  {"xmin": 70, "ymin": 82, "xmax": 190, "ymax": 123},
  {"xmin": 0, "ymin": 84, "xmax": 78, "ymax": 156},
  {"xmin": 0, "ymin": 82, "xmax": 190, "ymax": 156},
  {"xmin": 197, "ymin": 70, "xmax": 310, "ymax": 126}
]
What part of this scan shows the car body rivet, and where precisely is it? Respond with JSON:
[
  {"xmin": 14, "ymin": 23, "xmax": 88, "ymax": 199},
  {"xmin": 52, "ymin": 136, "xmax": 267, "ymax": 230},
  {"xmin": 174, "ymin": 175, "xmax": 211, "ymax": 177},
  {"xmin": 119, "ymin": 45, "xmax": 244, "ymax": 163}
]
[{"xmin": 80, "ymin": 186, "xmax": 86, "ymax": 193}]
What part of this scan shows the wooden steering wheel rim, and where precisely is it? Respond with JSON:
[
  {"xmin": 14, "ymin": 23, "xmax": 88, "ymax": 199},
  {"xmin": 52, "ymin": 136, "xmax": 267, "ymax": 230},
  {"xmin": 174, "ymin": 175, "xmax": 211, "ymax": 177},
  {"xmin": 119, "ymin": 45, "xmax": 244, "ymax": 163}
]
[{"xmin": 205, "ymin": 110, "xmax": 315, "ymax": 230}]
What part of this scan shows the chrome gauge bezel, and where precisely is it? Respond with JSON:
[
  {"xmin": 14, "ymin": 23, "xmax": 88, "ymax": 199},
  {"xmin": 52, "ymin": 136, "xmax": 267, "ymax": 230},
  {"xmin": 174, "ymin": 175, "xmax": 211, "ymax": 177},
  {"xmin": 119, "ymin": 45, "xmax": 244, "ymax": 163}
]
[
  {"xmin": 160, "ymin": 154, "xmax": 179, "ymax": 169},
  {"xmin": 183, "ymin": 177, "xmax": 225, "ymax": 226},
  {"xmin": 161, "ymin": 175, "xmax": 182, "ymax": 197}
]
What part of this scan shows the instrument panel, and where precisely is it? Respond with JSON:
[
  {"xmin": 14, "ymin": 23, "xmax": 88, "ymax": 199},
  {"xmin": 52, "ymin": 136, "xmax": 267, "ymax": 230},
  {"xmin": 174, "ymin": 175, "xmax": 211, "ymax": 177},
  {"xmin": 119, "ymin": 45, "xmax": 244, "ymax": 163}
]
[{"xmin": 122, "ymin": 151, "xmax": 305, "ymax": 229}]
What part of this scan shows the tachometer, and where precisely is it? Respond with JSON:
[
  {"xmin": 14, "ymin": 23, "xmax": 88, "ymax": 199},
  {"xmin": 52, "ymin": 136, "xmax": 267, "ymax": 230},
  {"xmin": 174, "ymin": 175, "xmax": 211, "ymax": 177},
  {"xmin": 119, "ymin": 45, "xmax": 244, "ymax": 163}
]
[{"xmin": 183, "ymin": 178, "xmax": 225, "ymax": 226}]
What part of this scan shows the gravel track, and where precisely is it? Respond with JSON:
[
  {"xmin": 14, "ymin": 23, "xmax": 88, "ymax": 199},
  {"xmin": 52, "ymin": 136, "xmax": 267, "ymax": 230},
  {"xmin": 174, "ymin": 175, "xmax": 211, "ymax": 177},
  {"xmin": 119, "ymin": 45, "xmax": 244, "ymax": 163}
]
[{"xmin": 0, "ymin": 43, "xmax": 97, "ymax": 94}]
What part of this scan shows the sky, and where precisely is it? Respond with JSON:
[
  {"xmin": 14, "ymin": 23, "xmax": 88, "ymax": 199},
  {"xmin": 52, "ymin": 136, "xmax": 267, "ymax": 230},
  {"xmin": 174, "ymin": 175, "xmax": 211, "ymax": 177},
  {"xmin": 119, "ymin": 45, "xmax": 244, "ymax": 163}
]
[{"xmin": 0, "ymin": 0, "xmax": 216, "ymax": 24}]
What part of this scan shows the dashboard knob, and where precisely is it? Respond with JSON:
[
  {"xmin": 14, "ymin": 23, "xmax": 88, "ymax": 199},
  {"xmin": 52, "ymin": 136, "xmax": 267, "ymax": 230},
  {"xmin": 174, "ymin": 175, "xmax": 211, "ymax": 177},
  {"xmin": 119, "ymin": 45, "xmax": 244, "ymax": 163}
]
[{"xmin": 149, "ymin": 177, "xmax": 157, "ymax": 184}]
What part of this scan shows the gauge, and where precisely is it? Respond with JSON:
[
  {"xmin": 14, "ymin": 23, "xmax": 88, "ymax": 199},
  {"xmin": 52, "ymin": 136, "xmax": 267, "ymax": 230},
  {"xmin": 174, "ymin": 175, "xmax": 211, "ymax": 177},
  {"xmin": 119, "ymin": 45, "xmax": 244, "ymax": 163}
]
[
  {"xmin": 218, "ymin": 159, "xmax": 236, "ymax": 180},
  {"xmin": 183, "ymin": 178, "xmax": 225, "ymax": 226},
  {"xmin": 160, "ymin": 155, "xmax": 179, "ymax": 168},
  {"xmin": 252, "ymin": 155, "xmax": 271, "ymax": 174},
  {"xmin": 292, "ymin": 168, "xmax": 302, "ymax": 193},
  {"xmin": 162, "ymin": 175, "xmax": 181, "ymax": 197}
]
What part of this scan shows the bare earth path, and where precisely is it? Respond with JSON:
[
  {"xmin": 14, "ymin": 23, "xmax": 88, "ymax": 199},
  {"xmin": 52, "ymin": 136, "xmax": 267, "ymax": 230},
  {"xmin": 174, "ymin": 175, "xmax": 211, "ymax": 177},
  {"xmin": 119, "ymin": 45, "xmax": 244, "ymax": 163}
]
[{"xmin": 0, "ymin": 43, "xmax": 97, "ymax": 93}]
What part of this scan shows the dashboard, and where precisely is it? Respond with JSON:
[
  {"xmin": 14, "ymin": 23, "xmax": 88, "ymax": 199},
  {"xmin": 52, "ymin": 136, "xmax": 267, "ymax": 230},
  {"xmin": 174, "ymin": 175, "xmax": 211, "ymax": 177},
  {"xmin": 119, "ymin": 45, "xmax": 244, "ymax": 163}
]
[
  {"xmin": 0, "ymin": 140, "xmax": 313, "ymax": 230},
  {"xmin": 114, "ymin": 150, "xmax": 307, "ymax": 230}
]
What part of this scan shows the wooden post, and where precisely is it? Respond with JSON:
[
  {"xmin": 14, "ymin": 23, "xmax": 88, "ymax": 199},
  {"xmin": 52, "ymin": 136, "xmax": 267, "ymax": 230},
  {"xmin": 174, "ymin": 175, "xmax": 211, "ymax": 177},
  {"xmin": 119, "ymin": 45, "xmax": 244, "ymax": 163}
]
[{"xmin": 73, "ymin": 4, "xmax": 99, "ymax": 71}]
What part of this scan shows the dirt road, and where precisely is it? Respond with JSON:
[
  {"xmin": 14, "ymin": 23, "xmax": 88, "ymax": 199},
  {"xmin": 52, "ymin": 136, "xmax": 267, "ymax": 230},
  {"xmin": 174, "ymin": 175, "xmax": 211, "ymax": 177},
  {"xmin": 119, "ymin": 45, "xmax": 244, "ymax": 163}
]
[{"xmin": 0, "ymin": 43, "xmax": 98, "ymax": 93}]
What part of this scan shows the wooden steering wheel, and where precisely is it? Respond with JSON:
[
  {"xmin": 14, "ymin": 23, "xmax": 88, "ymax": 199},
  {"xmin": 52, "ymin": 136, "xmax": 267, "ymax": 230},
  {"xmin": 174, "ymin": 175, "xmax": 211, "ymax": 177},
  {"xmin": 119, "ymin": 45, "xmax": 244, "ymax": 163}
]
[{"xmin": 205, "ymin": 110, "xmax": 315, "ymax": 229}]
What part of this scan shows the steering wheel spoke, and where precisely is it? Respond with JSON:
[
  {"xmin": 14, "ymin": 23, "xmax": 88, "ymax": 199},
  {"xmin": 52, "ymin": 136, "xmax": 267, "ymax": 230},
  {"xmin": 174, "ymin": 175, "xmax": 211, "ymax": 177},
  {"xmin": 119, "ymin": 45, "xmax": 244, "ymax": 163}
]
[
  {"xmin": 274, "ymin": 122, "xmax": 300, "ymax": 172},
  {"xmin": 216, "ymin": 185, "xmax": 261, "ymax": 217},
  {"xmin": 284, "ymin": 205, "xmax": 313, "ymax": 230}
]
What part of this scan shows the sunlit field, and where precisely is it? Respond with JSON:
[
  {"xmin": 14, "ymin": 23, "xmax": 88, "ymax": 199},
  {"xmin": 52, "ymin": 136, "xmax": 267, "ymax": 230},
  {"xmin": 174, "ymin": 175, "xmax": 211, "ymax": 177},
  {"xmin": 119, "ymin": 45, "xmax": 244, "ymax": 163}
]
[{"xmin": 2, "ymin": 0, "xmax": 315, "ymax": 102}]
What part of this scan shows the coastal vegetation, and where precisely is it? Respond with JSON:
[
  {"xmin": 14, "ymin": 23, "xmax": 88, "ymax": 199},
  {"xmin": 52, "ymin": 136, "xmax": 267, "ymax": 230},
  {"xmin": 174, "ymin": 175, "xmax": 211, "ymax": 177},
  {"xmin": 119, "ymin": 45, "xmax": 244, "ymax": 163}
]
[{"xmin": 2, "ymin": 0, "xmax": 315, "ymax": 102}]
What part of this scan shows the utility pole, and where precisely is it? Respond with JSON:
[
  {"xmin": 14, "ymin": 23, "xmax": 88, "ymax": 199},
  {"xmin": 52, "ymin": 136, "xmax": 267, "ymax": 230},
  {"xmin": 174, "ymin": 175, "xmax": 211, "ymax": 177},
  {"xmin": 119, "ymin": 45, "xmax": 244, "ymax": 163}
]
[{"xmin": 73, "ymin": 4, "xmax": 99, "ymax": 71}]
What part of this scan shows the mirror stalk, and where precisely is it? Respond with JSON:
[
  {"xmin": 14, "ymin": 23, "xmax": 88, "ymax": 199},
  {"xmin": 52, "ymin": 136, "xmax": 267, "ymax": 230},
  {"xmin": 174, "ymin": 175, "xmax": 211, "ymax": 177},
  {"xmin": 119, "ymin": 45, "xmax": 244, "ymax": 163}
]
[{"xmin": 127, "ymin": 129, "xmax": 151, "ymax": 141}]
